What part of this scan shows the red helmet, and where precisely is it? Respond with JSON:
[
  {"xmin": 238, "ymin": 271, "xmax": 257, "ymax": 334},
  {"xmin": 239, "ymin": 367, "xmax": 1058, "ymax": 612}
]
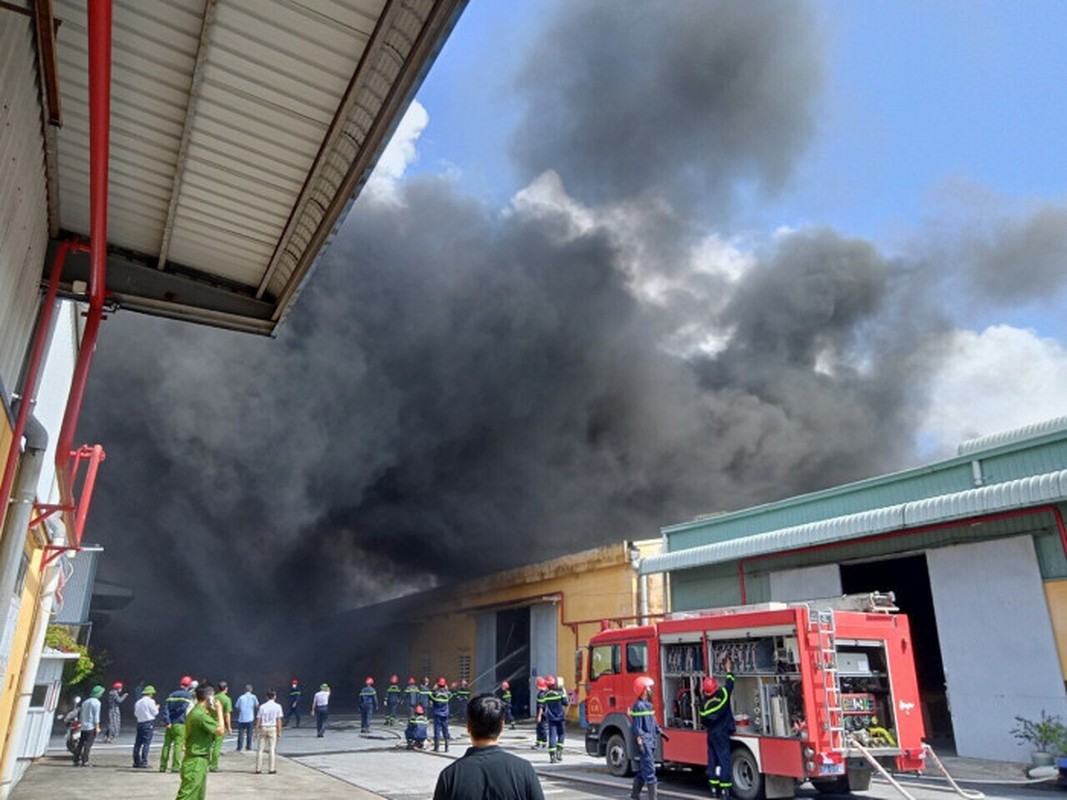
[
  {"xmin": 437, "ymin": 677, "xmax": 447, "ymax": 687},
  {"xmin": 390, "ymin": 674, "xmax": 398, "ymax": 683},
  {"xmin": 179, "ymin": 676, "xmax": 193, "ymax": 687},
  {"xmin": 112, "ymin": 681, "xmax": 123, "ymax": 690},
  {"xmin": 365, "ymin": 677, "xmax": 374, "ymax": 685},
  {"xmin": 415, "ymin": 705, "xmax": 424, "ymax": 714},
  {"xmin": 407, "ymin": 677, "xmax": 416, "ymax": 685},
  {"xmin": 633, "ymin": 676, "xmax": 655, "ymax": 697},
  {"xmin": 703, "ymin": 676, "xmax": 719, "ymax": 695},
  {"xmin": 501, "ymin": 680, "xmax": 510, "ymax": 690},
  {"xmin": 291, "ymin": 679, "xmax": 299, "ymax": 685},
  {"xmin": 536, "ymin": 677, "xmax": 547, "ymax": 690}
]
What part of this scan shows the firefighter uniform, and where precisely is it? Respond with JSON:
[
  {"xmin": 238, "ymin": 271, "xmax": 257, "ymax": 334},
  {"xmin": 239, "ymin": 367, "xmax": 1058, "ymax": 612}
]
[
  {"xmin": 454, "ymin": 679, "xmax": 471, "ymax": 720},
  {"xmin": 699, "ymin": 672, "xmax": 736, "ymax": 798},
  {"xmin": 159, "ymin": 686, "xmax": 194, "ymax": 772},
  {"xmin": 533, "ymin": 682, "xmax": 548, "ymax": 749},
  {"xmin": 498, "ymin": 683, "xmax": 514, "ymax": 729},
  {"xmin": 385, "ymin": 678, "xmax": 402, "ymax": 725},
  {"xmin": 430, "ymin": 682, "xmax": 452, "ymax": 751},
  {"xmin": 631, "ymin": 696, "xmax": 661, "ymax": 799},
  {"xmin": 404, "ymin": 678, "xmax": 419, "ymax": 712},
  {"xmin": 416, "ymin": 679, "xmax": 433, "ymax": 710},
  {"xmin": 542, "ymin": 683, "xmax": 569, "ymax": 762},
  {"xmin": 286, "ymin": 682, "xmax": 302, "ymax": 728},
  {"xmin": 406, "ymin": 708, "xmax": 429, "ymax": 749},
  {"xmin": 359, "ymin": 682, "xmax": 378, "ymax": 732}
]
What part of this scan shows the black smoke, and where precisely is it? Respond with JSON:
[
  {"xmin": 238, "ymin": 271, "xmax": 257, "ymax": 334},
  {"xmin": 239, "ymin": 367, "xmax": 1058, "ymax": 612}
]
[{"xmin": 78, "ymin": 1, "xmax": 1061, "ymax": 687}]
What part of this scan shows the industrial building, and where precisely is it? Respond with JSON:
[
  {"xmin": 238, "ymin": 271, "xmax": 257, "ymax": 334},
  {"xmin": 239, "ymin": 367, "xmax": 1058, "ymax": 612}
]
[
  {"xmin": 641, "ymin": 416, "xmax": 1067, "ymax": 761},
  {"xmin": 327, "ymin": 540, "xmax": 664, "ymax": 719}
]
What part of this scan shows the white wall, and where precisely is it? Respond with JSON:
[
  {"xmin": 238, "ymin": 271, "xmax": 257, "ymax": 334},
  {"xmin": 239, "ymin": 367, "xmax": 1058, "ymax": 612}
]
[
  {"xmin": 769, "ymin": 564, "xmax": 842, "ymax": 603},
  {"xmin": 927, "ymin": 536, "xmax": 1067, "ymax": 760}
]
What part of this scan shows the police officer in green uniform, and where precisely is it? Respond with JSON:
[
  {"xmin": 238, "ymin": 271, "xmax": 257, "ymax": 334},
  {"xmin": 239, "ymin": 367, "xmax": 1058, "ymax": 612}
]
[
  {"xmin": 208, "ymin": 680, "xmax": 232, "ymax": 772},
  {"xmin": 175, "ymin": 684, "xmax": 225, "ymax": 800}
]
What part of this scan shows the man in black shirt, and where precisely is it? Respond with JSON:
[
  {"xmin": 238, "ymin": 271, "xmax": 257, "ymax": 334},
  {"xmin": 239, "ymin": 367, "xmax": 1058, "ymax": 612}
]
[{"xmin": 433, "ymin": 694, "xmax": 544, "ymax": 800}]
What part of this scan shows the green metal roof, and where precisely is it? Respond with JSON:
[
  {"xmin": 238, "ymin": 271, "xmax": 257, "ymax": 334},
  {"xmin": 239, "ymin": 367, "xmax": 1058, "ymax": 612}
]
[{"xmin": 646, "ymin": 416, "xmax": 1067, "ymax": 574}]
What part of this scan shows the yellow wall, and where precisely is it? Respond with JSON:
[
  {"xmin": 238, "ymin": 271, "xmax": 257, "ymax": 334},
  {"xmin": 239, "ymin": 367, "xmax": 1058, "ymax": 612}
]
[
  {"xmin": 1044, "ymin": 579, "xmax": 1067, "ymax": 680},
  {"xmin": 0, "ymin": 542, "xmax": 44, "ymax": 764},
  {"xmin": 403, "ymin": 542, "xmax": 664, "ymax": 717}
]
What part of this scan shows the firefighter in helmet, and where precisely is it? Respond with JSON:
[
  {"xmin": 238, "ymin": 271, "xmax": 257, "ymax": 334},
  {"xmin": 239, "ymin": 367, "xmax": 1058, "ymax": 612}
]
[
  {"xmin": 631, "ymin": 676, "xmax": 663, "ymax": 800},
  {"xmin": 542, "ymin": 675, "xmax": 570, "ymax": 763},
  {"xmin": 532, "ymin": 677, "xmax": 548, "ymax": 749},
  {"xmin": 430, "ymin": 678, "xmax": 452, "ymax": 751},
  {"xmin": 497, "ymin": 680, "xmax": 515, "ymax": 729},
  {"xmin": 699, "ymin": 657, "xmax": 735, "ymax": 798},
  {"xmin": 358, "ymin": 677, "xmax": 378, "ymax": 733},
  {"xmin": 404, "ymin": 676, "xmax": 419, "ymax": 713}
]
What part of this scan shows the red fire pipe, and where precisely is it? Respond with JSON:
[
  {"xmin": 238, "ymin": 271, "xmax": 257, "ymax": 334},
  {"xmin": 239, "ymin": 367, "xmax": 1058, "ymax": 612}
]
[
  {"xmin": 54, "ymin": 0, "xmax": 111, "ymax": 532},
  {"xmin": 737, "ymin": 504, "xmax": 1067, "ymax": 604}
]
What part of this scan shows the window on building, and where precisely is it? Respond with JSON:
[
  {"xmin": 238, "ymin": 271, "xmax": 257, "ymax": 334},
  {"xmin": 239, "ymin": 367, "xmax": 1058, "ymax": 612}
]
[
  {"xmin": 420, "ymin": 657, "xmax": 432, "ymax": 680},
  {"xmin": 29, "ymin": 683, "xmax": 49, "ymax": 708},
  {"xmin": 626, "ymin": 641, "xmax": 648, "ymax": 673},
  {"xmin": 590, "ymin": 644, "xmax": 620, "ymax": 681},
  {"xmin": 458, "ymin": 654, "xmax": 471, "ymax": 683}
]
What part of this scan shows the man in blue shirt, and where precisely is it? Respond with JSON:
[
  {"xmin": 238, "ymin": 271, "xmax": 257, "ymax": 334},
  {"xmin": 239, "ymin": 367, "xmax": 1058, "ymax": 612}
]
[
  {"xmin": 72, "ymin": 685, "xmax": 103, "ymax": 766},
  {"xmin": 233, "ymin": 684, "xmax": 258, "ymax": 751}
]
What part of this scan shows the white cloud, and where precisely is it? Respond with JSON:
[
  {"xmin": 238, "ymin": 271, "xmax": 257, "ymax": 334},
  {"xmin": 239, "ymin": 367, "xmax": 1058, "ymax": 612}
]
[
  {"xmin": 918, "ymin": 324, "xmax": 1067, "ymax": 456},
  {"xmin": 362, "ymin": 100, "xmax": 430, "ymax": 204}
]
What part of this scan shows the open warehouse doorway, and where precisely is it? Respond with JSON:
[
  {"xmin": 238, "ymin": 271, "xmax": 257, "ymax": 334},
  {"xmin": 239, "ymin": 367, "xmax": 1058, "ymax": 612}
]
[{"xmin": 840, "ymin": 554, "xmax": 955, "ymax": 747}]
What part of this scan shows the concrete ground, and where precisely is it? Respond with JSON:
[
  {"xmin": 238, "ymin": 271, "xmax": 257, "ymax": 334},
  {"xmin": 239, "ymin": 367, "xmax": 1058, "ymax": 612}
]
[{"xmin": 11, "ymin": 715, "xmax": 1051, "ymax": 799}]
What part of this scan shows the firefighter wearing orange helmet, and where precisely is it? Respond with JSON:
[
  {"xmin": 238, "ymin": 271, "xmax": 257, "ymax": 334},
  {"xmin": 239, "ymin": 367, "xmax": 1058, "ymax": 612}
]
[
  {"xmin": 699, "ymin": 657, "xmax": 735, "ymax": 798},
  {"xmin": 532, "ymin": 676, "xmax": 549, "ymax": 749},
  {"xmin": 358, "ymin": 677, "xmax": 378, "ymax": 733},
  {"xmin": 631, "ymin": 676, "xmax": 664, "ymax": 800},
  {"xmin": 497, "ymin": 680, "xmax": 515, "ymax": 730},
  {"xmin": 430, "ymin": 677, "xmax": 452, "ymax": 751}
]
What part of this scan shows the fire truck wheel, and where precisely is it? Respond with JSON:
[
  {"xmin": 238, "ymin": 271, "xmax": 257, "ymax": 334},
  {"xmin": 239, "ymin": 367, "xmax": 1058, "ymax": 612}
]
[
  {"xmin": 605, "ymin": 733, "xmax": 633, "ymax": 777},
  {"xmin": 730, "ymin": 746, "xmax": 765, "ymax": 800}
]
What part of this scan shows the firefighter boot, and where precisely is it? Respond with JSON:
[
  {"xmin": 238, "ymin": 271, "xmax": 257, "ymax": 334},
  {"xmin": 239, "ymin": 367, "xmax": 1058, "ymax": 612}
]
[
  {"xmin": 721, "ymin": 787, "xmax": 730, "ymax": 800},
  {"xmin": 630, "ymin": 777, "xmax": 643, "ymax": 799}
]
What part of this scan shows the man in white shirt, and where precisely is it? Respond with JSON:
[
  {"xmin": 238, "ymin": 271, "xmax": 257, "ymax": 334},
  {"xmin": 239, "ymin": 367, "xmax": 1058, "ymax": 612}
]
[
  {"xmin": 311, "ymin": 683, "xmax": 330, "ymax": 737},
  {"xmin": 132, "ymin": 685, "xmax": 160, "ymax": 767},
  {"xmin": 255, "ymin": 690, "xmax": 284, "ymax": 774},
  {"xmin": 233, "ymin": 685, "xmax": 258, "ymax": 751}
]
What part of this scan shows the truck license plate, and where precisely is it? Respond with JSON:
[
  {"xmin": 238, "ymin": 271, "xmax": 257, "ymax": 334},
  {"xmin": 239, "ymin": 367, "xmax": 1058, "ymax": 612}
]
[{"xmin": 818, "ymin": 763, "xmax": 845, "ymax": 776}]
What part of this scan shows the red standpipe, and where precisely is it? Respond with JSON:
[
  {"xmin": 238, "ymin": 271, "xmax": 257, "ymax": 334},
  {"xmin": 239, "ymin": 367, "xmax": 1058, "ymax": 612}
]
[
  {"xmin": 737, "ymin": 504, "xmax": 1067, "ymax": 604},
  {"xmin": 52, "ymin": 0, "xmax": 111, "ymax": 544}
]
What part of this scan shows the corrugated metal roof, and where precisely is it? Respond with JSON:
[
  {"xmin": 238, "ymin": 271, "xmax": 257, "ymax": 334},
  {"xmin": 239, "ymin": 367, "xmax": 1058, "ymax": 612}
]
[
  {"xmin": 640, "ymin": 468, "xmax": 1067, "ymax": 575},
  {"xmin": 43, "ymin": 0, "xmax": 466, "ymax": 335},
  {"xmin": 958, "ymin": 416, "xmax": 1067, "ymax": 457}
]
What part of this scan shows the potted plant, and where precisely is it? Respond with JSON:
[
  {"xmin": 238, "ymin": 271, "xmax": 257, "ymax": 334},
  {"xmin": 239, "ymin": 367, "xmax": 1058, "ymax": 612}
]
[{"xmin": 1011, "ymin": 709, "xmax": 1067, "ymax": 767}]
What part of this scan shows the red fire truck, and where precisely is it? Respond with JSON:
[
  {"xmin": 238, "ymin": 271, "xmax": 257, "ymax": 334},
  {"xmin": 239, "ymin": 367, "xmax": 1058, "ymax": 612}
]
[{"xmin": 581, "ymin": 594, "xmax": 925, "ymax": 799}]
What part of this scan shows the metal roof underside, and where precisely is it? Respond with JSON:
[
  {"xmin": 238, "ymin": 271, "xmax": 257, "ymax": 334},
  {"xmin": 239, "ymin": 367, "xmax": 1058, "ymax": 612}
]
[
  {"xmin": 44, "ymin": 0, "xmax": 466, "ymax": 335},
  {"xmin": 640, "ymin": 468, "xmax": 1067, "ymax": 575}
]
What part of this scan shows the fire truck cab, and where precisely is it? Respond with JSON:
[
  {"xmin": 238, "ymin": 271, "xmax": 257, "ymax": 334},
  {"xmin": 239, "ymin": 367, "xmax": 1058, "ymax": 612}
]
[{"xmin": 581, "ymin": 594, "xmax": 925, "ymax": 799}]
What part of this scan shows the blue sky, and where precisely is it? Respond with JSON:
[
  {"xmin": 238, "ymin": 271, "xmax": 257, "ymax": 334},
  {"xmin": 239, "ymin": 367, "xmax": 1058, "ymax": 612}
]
[{"xmin": 413, "ymin": 1, "xmax": 1067, "ymax": 238}]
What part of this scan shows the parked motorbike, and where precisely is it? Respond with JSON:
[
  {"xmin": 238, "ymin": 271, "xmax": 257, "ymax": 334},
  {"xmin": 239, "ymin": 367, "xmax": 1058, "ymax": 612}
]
[{"xmin": 61, "ymin": 697, "xmax": 81, "ymax": 754}]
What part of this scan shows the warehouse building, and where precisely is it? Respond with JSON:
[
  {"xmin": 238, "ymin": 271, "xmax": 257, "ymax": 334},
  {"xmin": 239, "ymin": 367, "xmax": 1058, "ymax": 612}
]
[{"xmin": 641, "ymin": 416, "xmax": 1067, "ymax": 761}]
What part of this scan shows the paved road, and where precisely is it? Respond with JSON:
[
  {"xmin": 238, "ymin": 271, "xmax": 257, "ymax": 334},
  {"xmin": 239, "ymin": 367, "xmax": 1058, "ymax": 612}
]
[{"xmin": 20, "ymin": 716, "xmax": 1061, "ymax": 800}]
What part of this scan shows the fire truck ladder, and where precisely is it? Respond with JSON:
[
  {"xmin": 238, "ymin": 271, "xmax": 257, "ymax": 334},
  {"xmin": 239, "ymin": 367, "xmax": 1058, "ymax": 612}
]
[{"xmin": 808, "ymin": 607, "xmax": 845, "ymax": 752}]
